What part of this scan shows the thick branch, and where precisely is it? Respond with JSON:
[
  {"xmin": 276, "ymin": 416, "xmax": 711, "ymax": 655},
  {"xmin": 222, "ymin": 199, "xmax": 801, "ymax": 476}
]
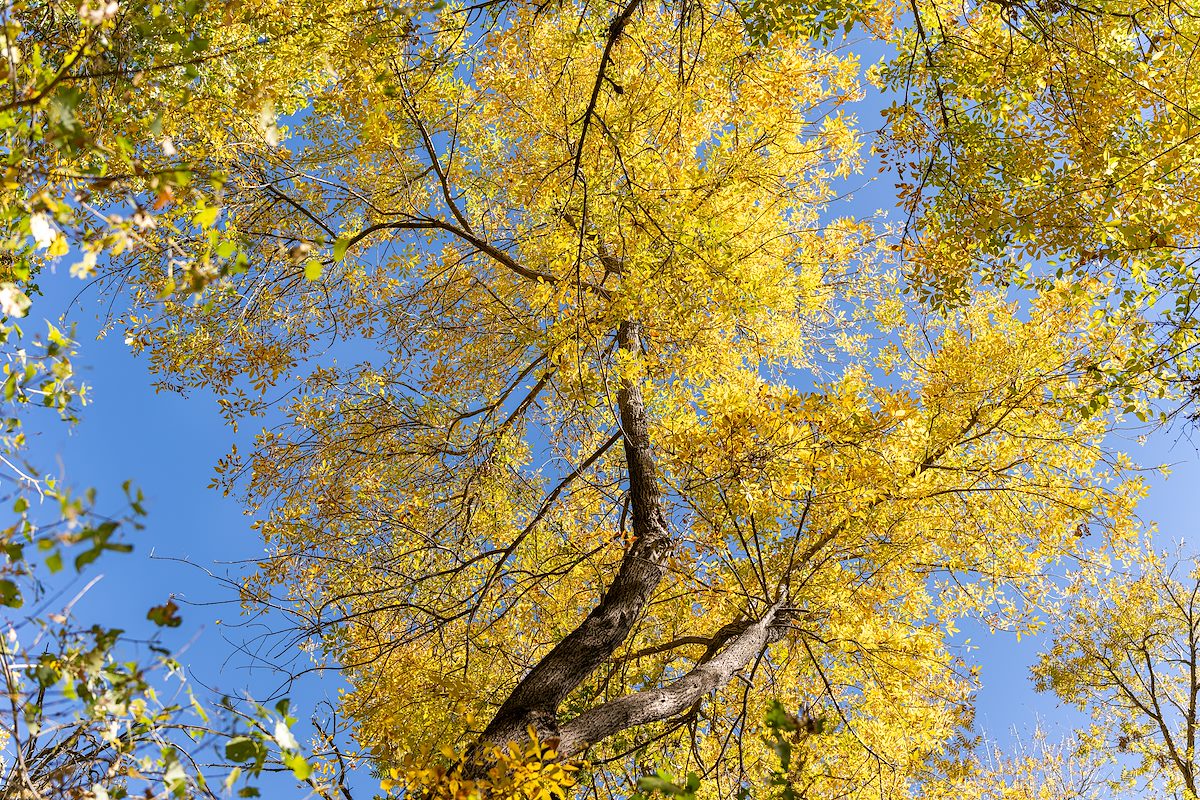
[
  {"xmin": 479, "ymin": 321, "xmax": 672, "ymax": 746},
  {"xmin": 343, "ymin": 217, "xmax": 612, "ymax": 298},
  {"xmin": 556, "ymin": 602, "xmax": 787, "ymax": 758}
]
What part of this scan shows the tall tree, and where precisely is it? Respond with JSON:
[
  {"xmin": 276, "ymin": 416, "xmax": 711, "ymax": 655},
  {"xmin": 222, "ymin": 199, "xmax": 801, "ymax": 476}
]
[
  {"xmin": 879, "ymin": 0, "xmax": 1200, "ymax": 419},
  {"xmin": 0, "ymin": 3, "xmax": 397, "ymax": 798},
  {"xmin": 108, "ymin": 0, "xmax": 1149, "ymax": 796},
  {"xmin": 914, "ymin": 728, "xmax": 1109, "ymax": 800},
  {"xmin": 1035, "ymin": 556, "xmax": 1200, "ymax": 800}
]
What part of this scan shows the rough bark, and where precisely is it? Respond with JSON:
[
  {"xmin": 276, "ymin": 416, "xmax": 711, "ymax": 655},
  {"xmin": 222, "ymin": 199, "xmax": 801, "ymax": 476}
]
[
  {"xmin": 469, "ymin": 322, "xmax": 792, "ymax": 774},
  {"xmin": 555, "ymin": 601, "xmax": 788, "ymax": 759},
  {"xmin": 478, "ymin": 321, "xmax": 672, "ymax": 748}
]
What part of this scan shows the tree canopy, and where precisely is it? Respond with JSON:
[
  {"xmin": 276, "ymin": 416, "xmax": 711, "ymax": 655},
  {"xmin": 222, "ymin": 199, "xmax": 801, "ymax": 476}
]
[{"xmin": 6, "ymin": 0, "xmax": 1200, "ymax": 799}]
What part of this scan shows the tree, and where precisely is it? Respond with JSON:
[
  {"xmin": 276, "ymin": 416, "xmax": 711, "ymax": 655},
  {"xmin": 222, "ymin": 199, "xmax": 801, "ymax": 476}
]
[
  {"xmin": 0, "ymin": 3, "xmax": 385, "ymax": 797},
  {"xmin": 878, "ymin": 0, "xmax": 1200, "ymax": 419},
  {"xmin": 0, "ymin": 484, "xmax": 324, "ymax": 800},
  {"xmin": 1034, "ymin": 555, "xmax": 1200, "ymax": 800},
  {"xmin": 0, "ymin": 0, "xmax": 354, "ymax": 503},
  {"xmin": 19, "ymin": 0, "xmax": 1200, "ymax": 796},
  {"xmin": 99, "ymin": 0, "xmax": 1153, "ymax": 796}
]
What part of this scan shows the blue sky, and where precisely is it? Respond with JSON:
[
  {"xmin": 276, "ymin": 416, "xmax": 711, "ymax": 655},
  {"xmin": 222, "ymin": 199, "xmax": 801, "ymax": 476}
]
[
  {"xmin": 31, "ymin": 198, "xmax": 1200, "ymax": 780},
  {"xmin": 23, "ymin": 274, "xmax": 368, "ymax": 795},
  {"xmin": 15, "ymin": 24, "xmax": 1200, "ymax": 797}
]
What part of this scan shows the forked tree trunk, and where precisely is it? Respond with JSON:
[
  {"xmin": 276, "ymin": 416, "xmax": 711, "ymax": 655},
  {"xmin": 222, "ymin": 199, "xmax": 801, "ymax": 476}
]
[{"xmin": 475, "ymin": 321, "xmax": 785, "ymax": 765}]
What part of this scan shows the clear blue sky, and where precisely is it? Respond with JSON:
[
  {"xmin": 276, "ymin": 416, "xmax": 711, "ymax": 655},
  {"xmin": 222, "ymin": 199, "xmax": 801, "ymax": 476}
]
[
  {"xmin": 31, "ymin": 200, "xmax": 1200, "ymax": 785},
  {"xmin": 18, "ymin": 30, "xmax": 1200, "ymax": 795},
  {"xmin": 25, "ymin": 273, "xmax": 369, "ymax": 795}
]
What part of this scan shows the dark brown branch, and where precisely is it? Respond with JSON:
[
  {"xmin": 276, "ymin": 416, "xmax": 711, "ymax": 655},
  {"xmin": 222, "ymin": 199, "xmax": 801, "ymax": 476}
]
[
  {"xmin": 611, "ymin": 618, "xmax": 755, "ymax": 664},
  {"xmin": 401, "ymin": 89, "xmax": 477, "ymax": 236},
  {"xmin": 612, "ymin": 635, "xmax": 715, "ymax": 663},
  {"xmin": 570, "ymin": 0, "xmax": 643, "ymax": 182},
  {"xmin": 478, "ymin": 320, "xmax": 671, "ymax": 748},
  {"xmin": 343, "ymin": 217, "xmax": 611, "ymax": 297}
]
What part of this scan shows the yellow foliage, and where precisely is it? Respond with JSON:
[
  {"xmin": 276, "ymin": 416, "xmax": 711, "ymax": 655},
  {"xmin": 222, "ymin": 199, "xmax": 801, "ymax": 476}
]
[
  {"xmin": 103, "ymin": 1, "xmax": 1161, "ymax": 797},
  {"xmin": 392, "ymin": 729, "xmax": 578, "ymax": 800}
]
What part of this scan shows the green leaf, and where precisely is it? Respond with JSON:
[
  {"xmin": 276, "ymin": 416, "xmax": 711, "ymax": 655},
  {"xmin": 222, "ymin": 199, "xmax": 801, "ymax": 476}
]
[
  {"xmin": 283, "ymin": 752, "xmax": 312, "ymax": 781},
  {"xmin": 191, "ymin": 694, "xmax": 210, "ymax": 723},
  {"xmin": 46, "ymin": 321, "xmax": 69, "ymax": 348},
  {"xmin": 0, "ymin": 578, "xmax": 21, "ymax": 608},
  {"xmin": 45, "ymin": 550, "xmax": 63, "ymax": 574},
  {"xmin": 304, "ymin": 259, "xmax": 323, "ymax": 281},
  {"xmin": 193, "ymin": 205, "xmax": 219, "ymax": 229},
  {"xmin": 225, "ymin": 736, "xmax": 262, "ymax": 763},
  {"xmin": 765, "ymin": 701, "xmax": 799, "ymax": 733},
  {"xmin": 636, "ymin": 770, "xmax": 693, "ymax": 797},
  {"xmin": 74, "ymin": 547, "xmax": 102, "ymax": 572},
  {"xmin": 48, "ymin": 87, "xmax": 82, "ymax": 133},
  {"xmin": 4, "ymin": 541, "xmax": 23, "ymax": 563},
  {"xmin": 147, "ymin": 599, "xmax": 183, "ymax": 627},
  {"xmin": 772, "ymin": 737, "xmax": 793, "ymax": 772}
]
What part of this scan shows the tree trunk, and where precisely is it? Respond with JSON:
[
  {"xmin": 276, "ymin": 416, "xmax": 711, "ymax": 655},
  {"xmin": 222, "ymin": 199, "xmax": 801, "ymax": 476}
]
[{"xmin": 477, "ymin": 321, "xmax": 673, "ymax": 748}]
